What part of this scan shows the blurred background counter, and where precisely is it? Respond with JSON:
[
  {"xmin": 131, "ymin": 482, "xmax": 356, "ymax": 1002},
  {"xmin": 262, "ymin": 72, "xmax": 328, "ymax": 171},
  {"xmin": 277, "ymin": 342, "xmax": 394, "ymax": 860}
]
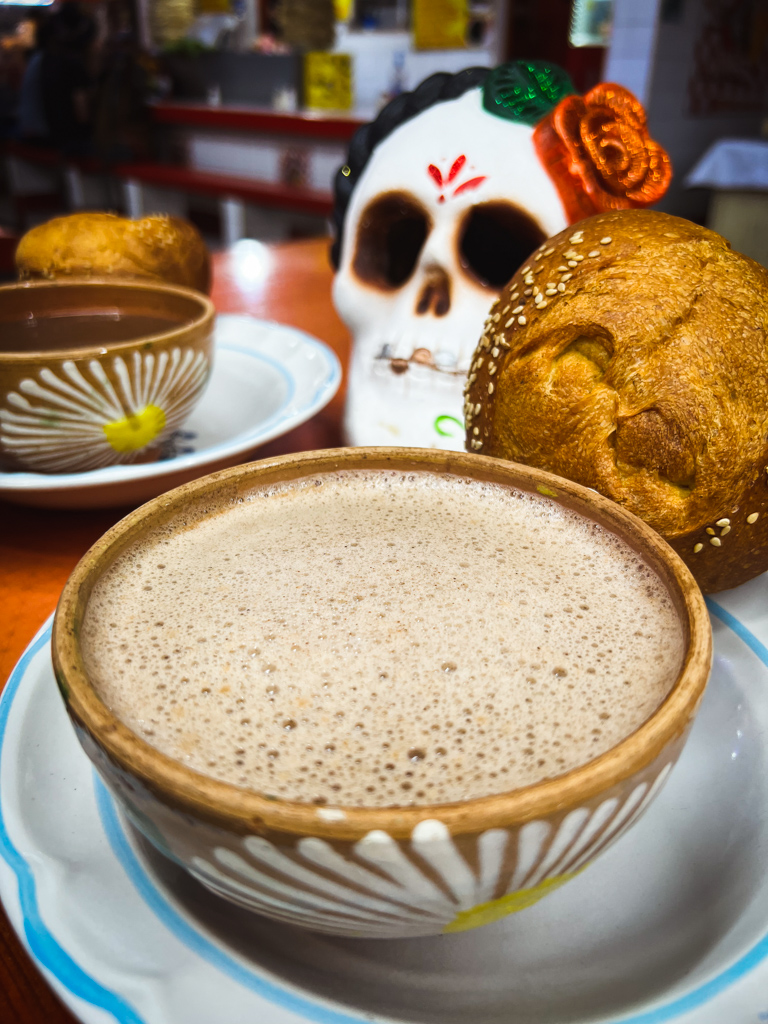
[
  {"xmin": 4, "ymin": 100, "xmax": 363, "ymax": 246},
  {"xmin": 120, "ymin": 99, "xmax": 364, "ymax": 244},
  {"xmin": 0, "ymin": 0, "xmax": 766, "ymax": 262},
  {"xmin": 0, "ymin": 0, "xmax": 597, "ymax": 255}
]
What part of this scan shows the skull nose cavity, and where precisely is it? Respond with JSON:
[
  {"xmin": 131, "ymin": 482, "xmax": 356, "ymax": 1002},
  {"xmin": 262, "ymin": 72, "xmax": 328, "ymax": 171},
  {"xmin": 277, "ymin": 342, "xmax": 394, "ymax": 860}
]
[{"xmin": 416, "ymin": 267, "xmax": 451, "ymax": 317}]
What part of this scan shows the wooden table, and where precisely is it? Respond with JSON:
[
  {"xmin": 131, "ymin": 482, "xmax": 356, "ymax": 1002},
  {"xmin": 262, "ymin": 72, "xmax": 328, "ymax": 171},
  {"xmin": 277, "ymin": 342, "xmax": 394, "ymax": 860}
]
[{"xmin": 0, "ymin": 238, "xmax": 350, "ymax": 1024}]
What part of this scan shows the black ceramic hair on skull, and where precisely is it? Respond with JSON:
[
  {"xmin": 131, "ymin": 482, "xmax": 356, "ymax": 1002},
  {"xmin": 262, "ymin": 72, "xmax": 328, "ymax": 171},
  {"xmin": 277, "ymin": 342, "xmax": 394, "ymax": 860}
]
[{"xmin": 330, "ymin": 67, "xmax": 491, "ymax": 270}]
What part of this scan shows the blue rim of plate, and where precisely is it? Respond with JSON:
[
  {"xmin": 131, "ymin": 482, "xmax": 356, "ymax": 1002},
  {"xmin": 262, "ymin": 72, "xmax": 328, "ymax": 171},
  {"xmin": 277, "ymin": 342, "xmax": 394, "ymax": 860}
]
[
  {"xmin": 0, "ymin": 318, "xmax": 342, "ymax": 491},
  {"xmin": 0, "ymin": 601, "xmax": 767, "ymax": 1024}
]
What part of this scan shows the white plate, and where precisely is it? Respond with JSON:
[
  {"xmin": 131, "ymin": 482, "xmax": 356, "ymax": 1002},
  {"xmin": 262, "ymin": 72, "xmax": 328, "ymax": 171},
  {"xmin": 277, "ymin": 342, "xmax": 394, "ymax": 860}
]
[
  {"xmin": 0, "ymin": 315, "xmax": 342, "ymax": 509},
  {"xmin": 1, "ymin": 579, "xmax": 768, "ymax": 1024}
]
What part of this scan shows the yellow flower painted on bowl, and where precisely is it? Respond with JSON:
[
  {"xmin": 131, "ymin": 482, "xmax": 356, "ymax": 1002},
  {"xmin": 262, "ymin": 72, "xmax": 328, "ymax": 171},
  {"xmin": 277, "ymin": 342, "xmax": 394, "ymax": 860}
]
[
  {"xmin": 103, "ymin": 404, "xmax": 167, "ymax": 453},
  {"xmin": 0, "ymin": 349, "xmax": 208, "ymax": 472},
  {"xmin": 443, "ymin": 868, "xmax": 583, "ymax": 933}
]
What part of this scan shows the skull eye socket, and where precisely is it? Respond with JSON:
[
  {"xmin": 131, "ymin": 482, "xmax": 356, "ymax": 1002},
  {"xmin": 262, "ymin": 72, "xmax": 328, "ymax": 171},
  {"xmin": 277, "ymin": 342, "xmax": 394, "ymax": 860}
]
[
  {"xmin": 352, "ymin": 192, "xmax": 431, "ymax": 290},
  {"xmin": 458, "ymin": 202, "xmax": 547, "ymax": 289}
]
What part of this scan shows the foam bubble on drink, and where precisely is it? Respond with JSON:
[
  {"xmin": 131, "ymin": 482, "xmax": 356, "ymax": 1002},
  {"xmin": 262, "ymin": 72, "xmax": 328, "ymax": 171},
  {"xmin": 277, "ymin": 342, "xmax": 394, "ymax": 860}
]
[{"xmin": 81, "ymin": 471, "xmax": 684, "ymax": 808}]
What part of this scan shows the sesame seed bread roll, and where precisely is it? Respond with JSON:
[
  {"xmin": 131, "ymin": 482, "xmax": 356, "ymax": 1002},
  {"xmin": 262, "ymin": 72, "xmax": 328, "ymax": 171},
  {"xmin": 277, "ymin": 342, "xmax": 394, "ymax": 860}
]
[
  {"xmin": 15, "ymin": 213, "xmax": 211, "ymax": 294},
  {"xmin": 464, "ymin": 209, "xmax": 768, "ymax": 594}
]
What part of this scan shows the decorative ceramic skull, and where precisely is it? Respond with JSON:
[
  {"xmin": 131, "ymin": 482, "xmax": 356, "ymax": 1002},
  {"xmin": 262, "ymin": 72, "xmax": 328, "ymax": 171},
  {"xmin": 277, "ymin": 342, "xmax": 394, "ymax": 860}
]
[{"xmin": 331, "ymin": 63, "xmax": 671, "ymax": 450}]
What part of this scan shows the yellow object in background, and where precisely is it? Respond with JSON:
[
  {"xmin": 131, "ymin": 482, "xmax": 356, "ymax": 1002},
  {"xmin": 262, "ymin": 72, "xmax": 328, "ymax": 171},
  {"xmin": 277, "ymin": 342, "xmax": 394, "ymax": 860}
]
[
  {"xmin": 150, "ymin": 0, "xmax": 196, "ymax": 44},
  {"xmin": 333, "ymin": 0, "xmax": 354, "ymax": 21},
  {"xmin": 413, "ymin": 0, "xmax": 468, "ymax": 49},
  {"xmin": 304, "ymin": 52, "xmax": 353, "ymax": 111},
  {"xmin": 197, "ymin": 0, "xmax": 232, "ymax": 13}
]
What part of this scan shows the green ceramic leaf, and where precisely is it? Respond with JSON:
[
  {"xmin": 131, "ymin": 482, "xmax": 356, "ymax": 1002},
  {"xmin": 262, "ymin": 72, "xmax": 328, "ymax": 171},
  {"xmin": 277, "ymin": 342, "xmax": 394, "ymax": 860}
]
[{"xmin": 482, "ymin": 60, "xmax": 575, "ymax": 126}]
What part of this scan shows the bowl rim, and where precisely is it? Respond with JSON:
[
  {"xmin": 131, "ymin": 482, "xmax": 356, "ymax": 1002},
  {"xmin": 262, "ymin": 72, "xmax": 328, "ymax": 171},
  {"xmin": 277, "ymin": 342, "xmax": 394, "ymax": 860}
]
[
  {"xmin": 52, "ymin": 447, "xmax": 712, "ymax": 842},
  {"xmin": 0, "ymin": 278, "xmax": 215, "ymax": 365}
]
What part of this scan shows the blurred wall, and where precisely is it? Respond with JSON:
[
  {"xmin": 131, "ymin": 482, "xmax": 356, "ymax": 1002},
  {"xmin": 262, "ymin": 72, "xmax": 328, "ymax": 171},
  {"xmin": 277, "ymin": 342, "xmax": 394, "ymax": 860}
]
[
  {"xmin": 645, "ymin": 0, "xmax": 766, "ymax": 222},
  {"xmin": 603, "ymin": 0, "xmax": 662, "ymax": 104}
]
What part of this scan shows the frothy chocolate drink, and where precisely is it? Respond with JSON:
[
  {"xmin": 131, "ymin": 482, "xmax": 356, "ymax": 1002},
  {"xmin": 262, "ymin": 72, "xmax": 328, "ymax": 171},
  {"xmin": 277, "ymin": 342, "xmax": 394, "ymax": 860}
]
[{"xmin": 82, "ymin": 470, "xmax": 684, "ymax": 808}]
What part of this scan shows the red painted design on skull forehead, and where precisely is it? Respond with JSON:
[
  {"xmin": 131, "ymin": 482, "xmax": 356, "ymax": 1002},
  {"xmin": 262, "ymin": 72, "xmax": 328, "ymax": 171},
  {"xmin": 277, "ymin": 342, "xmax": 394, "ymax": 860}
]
[
  {"xmin": 427, "ymin": 156, "xmax": 487, "ymax": 202},
  {"xmin": 453, "ymin": 175, "xmax": 487, "ymax": 197},
  {"xmin": 447, "ymin": 155, "xmax": 466, "ymax": 182}
]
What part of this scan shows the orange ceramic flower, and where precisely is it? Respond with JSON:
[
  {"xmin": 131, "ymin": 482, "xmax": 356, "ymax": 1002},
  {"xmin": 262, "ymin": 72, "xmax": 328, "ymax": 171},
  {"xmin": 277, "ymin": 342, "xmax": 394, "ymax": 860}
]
[{"xmin": 533, "ymin": 83, "xmax": 672, "ymax": 223}]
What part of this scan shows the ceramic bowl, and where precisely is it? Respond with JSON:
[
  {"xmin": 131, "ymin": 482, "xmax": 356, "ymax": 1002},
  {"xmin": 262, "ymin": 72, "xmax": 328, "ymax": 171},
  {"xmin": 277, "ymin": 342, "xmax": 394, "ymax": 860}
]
[
  {"xmin": 52, "ymin": 448, "xmax": 712, "ymax": 939},
  {"xmin": 0, "ymin": 279, "xmax": 215, "ymax": 473}
]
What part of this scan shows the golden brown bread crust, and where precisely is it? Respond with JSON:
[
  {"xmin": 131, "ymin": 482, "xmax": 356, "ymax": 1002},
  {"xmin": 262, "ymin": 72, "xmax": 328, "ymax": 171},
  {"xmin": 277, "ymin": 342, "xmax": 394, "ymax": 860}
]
[
  {"xmin": 464, "ymin": 209, "xmax": 768, "ymax": 593},
  {"xmin": 15, "ymin": 213, "xmax": 211, "ymax": 294}
]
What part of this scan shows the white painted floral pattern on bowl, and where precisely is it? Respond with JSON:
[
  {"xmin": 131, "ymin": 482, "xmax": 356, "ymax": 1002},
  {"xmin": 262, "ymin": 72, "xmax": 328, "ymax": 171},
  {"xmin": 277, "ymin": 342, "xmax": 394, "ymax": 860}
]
[
  {"xmin": 0, "ymin": 348, "xmax": 209, "ymax": 472},
  {"xmin": 189, "ymin": 767, "xmax": 672, "ymax": 939}
]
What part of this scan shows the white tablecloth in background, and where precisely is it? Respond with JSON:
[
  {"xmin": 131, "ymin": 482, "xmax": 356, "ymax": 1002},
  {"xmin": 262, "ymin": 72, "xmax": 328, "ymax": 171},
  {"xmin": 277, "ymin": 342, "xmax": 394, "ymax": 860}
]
[{"xmin": 685, "ymin": 138, "xmax": 768, "ymax": 190}]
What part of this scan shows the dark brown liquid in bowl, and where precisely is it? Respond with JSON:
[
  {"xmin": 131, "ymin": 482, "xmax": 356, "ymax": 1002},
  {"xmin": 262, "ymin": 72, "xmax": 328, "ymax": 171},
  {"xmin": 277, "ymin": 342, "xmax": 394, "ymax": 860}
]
[{"xmin": 0, "ymin": 311, "xmax": 188, "ymax": 353}]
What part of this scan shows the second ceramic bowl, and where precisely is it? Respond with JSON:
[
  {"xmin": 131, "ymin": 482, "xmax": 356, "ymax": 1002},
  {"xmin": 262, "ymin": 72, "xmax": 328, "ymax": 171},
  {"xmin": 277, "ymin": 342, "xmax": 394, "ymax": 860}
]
[{"xmin": 0, "ymin": 278, "xmax": 215, "ymax": 473}]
